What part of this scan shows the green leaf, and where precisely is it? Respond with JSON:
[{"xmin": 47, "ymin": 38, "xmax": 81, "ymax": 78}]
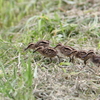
[
  {"xmin": 59, "ymin": 62, "xmax": 71, "ymax": 66},
  {"xmin": 34, "ymin": 63, "xmax": 38, "ymax": 79},
  {"xmin": 97, "ymin": 42, "xmax": 100, "ymax": 49}
]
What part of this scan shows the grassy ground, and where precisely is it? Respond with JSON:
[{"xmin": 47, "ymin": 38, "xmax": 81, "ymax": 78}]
[{"xmin": 0, "ymin": 0, "xmax": 100, "ymax": 100}]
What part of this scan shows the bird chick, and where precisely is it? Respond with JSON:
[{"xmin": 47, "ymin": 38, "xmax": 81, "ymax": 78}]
[
  {"xmin": 82, "ymin": 50, "xmax": 100, "ymax": 67},
  {"xmin": 33, "ymin": 46, "xmax": 60, "ymax": 63},
  {"xmin": 54, "ymin": 43, "xmax": 76, "ymax": 62},
  {"xmin": 67, "ymin": 49, "xmax": 89, "ymax": 65},
  {"xmin": 24, "ymin": 40, "xmax": 50, "ymax": 51}
]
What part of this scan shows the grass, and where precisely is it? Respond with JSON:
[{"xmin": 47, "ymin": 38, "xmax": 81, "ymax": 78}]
[{"xmin": 0, "ymin": 0, "xmax": 100, "ymax": 100}]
